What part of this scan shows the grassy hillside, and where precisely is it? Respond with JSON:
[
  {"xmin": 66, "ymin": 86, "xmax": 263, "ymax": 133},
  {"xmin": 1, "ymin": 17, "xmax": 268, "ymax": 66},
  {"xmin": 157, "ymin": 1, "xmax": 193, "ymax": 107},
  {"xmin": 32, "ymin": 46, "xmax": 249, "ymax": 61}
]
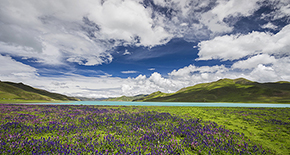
[
  {"xmin": 0, "ymin": 81, "xmax": 79, "ymax": 102},
  {"xmin": 134, "ymin": 78, "xmax": 290, "ymax": 103}
]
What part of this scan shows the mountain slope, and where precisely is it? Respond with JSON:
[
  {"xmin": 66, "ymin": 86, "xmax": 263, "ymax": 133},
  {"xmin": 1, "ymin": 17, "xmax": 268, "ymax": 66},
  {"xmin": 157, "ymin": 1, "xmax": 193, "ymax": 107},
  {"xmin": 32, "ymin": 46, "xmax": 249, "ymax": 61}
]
[
  {"xmin": 134, "ymin": 78, "xmax": 290, "ymax": 103},
  {"xmin": 0, "ymin": 82, "xmax": 53, "ymax": 101},
  {"xmin": 0, "ymin": 81, "xmax": 79, "ymax": 101}
]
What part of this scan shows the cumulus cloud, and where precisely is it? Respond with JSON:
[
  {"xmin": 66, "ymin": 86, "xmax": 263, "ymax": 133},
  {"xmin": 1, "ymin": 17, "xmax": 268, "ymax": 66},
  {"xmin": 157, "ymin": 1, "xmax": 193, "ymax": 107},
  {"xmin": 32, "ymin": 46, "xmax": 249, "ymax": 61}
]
[
  {"xmin": 248, "ymin": 64, "xmax": 280, "ymax": 82},
  {"xmin": 89, "ymin": 0, "xmax": 172, "ymax": 47},
  {"xmin": 119, "ymin": 65, "xmax": 232, "ymax": 96},
  {"xmin": 197, "ymin": 24, "xmax": 290, "ymax": 61},
  {"xmin": 120, "ymin": 73, "xmax": 181, "ymax": 96},
  {"xmin": 232, "ymin": 54, "xmax": 276, "ymax": 70}
]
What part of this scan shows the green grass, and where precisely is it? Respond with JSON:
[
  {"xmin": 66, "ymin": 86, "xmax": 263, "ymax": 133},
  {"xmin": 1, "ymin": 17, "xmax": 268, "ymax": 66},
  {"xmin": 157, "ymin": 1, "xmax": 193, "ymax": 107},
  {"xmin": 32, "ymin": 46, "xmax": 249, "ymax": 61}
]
[
  {"xmin": 138, "ymin": 106, "xmax": 290, "ymax": 155},
  {"xmin": 70, "ymin": 105, "xmax": 290, "ymax": 154}
]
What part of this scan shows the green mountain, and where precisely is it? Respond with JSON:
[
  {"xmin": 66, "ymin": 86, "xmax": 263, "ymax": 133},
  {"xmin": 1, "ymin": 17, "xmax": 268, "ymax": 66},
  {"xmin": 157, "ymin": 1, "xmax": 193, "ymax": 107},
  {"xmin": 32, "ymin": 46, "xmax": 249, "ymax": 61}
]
[
  {"xmin": 0, "ymin": 81, "xmax": 79, "ymax": 102},
  {"xmin": 104, "ymin": 94, "xmax": 148, "ymax": 101},
  {"xmin": 134, "ymin": 78, "xmax": 290, "ymax": 103}
]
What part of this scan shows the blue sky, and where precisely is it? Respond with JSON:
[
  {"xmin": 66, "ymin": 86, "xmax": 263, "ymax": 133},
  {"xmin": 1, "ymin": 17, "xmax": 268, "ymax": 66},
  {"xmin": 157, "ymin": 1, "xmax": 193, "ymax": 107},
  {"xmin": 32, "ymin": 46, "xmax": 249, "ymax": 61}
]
[{"xmin": 1, "ymin": 0, "xmax": 290, "ymax": 98}]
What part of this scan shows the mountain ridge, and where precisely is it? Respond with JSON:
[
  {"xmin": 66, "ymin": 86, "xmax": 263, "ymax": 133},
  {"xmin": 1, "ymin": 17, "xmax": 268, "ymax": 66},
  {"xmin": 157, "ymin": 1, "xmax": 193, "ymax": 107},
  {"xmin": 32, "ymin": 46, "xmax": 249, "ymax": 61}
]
[
  {"xmin": 0, "ymin": 81, "xmax": 79, "ymax": 102},
  {"xmin": 133, "ymin": 78, "xmax": 290, "ymax": 103}
]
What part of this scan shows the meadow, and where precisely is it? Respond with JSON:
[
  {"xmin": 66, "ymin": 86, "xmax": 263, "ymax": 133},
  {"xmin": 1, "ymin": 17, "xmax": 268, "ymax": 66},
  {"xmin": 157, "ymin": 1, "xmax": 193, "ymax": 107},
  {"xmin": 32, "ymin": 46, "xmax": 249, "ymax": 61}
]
[{"xmin": 0, "ymin": 104, "xmax": 289, "ymax": 155}]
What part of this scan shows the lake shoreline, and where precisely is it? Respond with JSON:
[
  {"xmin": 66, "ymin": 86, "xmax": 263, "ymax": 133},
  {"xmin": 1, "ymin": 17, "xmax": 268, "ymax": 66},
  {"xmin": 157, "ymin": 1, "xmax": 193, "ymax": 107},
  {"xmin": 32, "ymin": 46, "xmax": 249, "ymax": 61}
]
[{"xmin": 7, "ymin": 101, "xmax": 290, "ymax": 107}]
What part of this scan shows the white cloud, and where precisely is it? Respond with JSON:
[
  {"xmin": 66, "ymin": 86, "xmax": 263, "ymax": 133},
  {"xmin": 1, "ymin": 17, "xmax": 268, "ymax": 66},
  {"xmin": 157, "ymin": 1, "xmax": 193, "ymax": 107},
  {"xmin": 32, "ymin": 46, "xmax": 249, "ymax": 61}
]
[
  {"xmin": 279, "ymin": 3, "xmax": 290, "ymax": 17},
  {"xmin": 180, "ymin": 23, "xmax": 188, "ymax": 27},
  {"xmin": 249, "ymin": 64, "xmax": 280, "ymax": 82},
  {"xmin": 119, "ymin": 65, "xmax": 232, "ymax": 96},
  {"xmin": 0, "ymin": 54, "xmax": 38, "ymax": 78},
  {"xmin": 153, "ymin": 0, "xmax": 167, "ymax": 7},
  {"xmin": 197, "ymin": 24, "xmax": 290, "ymax": 61},
  {"xmin": 272, "ymin": 57, "xmax": 290, "ymax": 80},
  {"xmin": 88, "ymin": 0, "xmax": 172, "ymax": 47},
  {"xmin": 123, "ymin": 49, "xmax": 131, "ymax": 55},
  {"xmin": 262, "ymin": 1, "xmax": 290, "ymax": 20},
  {"xmin": 261, "ymin": 22, "xmax": 278, "ymax": 30},
  {"xmin": 212, "ymin": 0, "xmax": 262, "ymax": 21},
  {"xmin": 153, "ymin": 0, "xmax": 267, "ymax": 41},
  {"xmin": 180, "ymin": 0, "xmax": 262, "ymax": 35},
  {"xmin": 0, "ymin": 0, "xmax": 173, "ymax": 67},
  {"xmin": 0, "ymin": 60, "xmax": 129, "ymax": 98},
  {"xmin": 121, "ymin": 70, "xmax": 138, "ymax": 74},
  {"xmin": 121, "ymin": 84, "xmax": 133, "ymax": 93},
  {"xmin": 169, "ymin": 65, "xmax": 229, "ymax": 78},
  {"xmin": 120, "ymin": 72, "xmax": 181, "ymax": 96},
  {"xmin": 0, "ymin": 0, "xmax": 113, "ymax": 66},
  {"xmin": 149, "ymin": 72, "xmax": 175, "ymax": 89},
  {"xmin": 148, "ymin": 68, "xmax": 155, "ymax": 71},
  {"xmin": 1, "ymin": 55, "xmax": 290, "ymax": 98},
  {"xmin": 199, "ymin": 11, "xmax": 233, "ymax": 34},
  {"xmin": 232, "ymin": 54, "xmax": 276, "ymax": 70},
  {"xmin": 1, "ymin": 0, "xmax": 282, "ymax": 67}
]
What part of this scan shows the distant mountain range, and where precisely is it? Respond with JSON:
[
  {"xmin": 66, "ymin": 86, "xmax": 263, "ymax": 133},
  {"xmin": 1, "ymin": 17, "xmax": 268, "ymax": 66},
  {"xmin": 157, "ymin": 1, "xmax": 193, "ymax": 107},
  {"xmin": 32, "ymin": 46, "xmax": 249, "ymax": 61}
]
[
  {"xmin": 77, "ymin": 97, "xmax": 108, "ymax": 101},
  {"xmin": 132, "ymin": 78, "xmax": 290, "ymax": 103},
  {"xmin": 103, "ymin": 94, "xmax": 148, "ymax": 101},
  {"xmin": 2, "ymin": 78, "xmax": 290, "ymax": 103},
  {"xmin": 0, "ymin": 81, "xmax": 79, "ymax": 102}
]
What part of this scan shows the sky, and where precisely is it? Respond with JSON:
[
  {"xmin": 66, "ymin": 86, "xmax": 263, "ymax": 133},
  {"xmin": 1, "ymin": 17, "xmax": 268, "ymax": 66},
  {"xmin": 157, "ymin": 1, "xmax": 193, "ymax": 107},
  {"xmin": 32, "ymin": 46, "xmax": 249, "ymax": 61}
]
[{"xmin": 1, "ymin": 0, "xmax": 290, "ymax": 98}]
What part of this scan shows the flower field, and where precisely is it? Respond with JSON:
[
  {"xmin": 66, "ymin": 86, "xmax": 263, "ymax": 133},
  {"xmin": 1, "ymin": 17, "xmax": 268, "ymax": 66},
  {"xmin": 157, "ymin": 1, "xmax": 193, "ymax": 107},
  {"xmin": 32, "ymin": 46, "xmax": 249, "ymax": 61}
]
[{"xmin": 0, "ymin": 104, "xmax": 287, "ymax": 154}]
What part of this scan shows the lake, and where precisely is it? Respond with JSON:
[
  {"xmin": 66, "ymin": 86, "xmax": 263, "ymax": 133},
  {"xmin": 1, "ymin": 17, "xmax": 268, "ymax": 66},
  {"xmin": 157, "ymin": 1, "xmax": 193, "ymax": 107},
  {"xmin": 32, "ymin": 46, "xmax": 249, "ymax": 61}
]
[{"xmin": 25, "ymin": 101, "xmax": 290, "ymax": 107}]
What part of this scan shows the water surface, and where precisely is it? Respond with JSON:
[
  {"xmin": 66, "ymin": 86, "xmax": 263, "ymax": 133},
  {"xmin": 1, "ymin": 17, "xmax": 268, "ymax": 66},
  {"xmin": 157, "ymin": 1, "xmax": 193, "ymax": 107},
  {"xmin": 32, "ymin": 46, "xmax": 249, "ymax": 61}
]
[{"xmin": 25, "ymin": 101, "xmax": 290, "ymax": 107}]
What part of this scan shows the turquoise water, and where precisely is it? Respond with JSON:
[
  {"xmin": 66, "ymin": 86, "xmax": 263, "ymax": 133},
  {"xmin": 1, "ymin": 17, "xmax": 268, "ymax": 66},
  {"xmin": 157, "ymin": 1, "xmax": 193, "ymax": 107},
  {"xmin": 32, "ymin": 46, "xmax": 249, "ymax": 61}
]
[{"xmin": 25, "ymin": 101, "xmax": 290, "ymax": 107}]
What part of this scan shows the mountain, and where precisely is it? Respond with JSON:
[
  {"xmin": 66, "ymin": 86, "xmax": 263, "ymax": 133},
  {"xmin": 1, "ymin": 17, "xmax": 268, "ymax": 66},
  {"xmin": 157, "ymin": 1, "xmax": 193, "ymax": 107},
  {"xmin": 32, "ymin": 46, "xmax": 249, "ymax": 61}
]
[
  {"xmin": 0, "ymin": 81, "xmax": 79, "ymax": 102},
  {"xmin": 103, "ymin": 94, "xmax": 148, "ymax": 101},
  {"xmin": 134, "ymin": 78, "xmax": 290, "ymax": 103},
  {"xmin": 77, "ymin": 97, "xmax": 108, "ymax": 101}
]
